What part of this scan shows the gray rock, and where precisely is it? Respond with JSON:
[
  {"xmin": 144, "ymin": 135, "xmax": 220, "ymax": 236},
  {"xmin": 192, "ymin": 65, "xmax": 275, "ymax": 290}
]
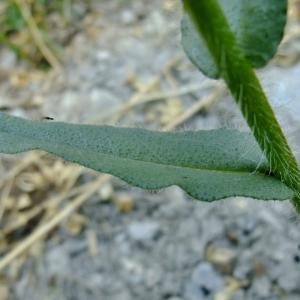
[
  {"xmin": 0, "ymin": 49, "xmax": 17, "ymax": 70},
  {"xmin": 277, "ymin": 262, "xmax": 300, "ymax": 292},
  {"xmin": 45, "ymin": 246, "xmax": 71, "ymax": 277},
  {"xmin": 250, "ymin": 276, "xmax": 272, "ymax": 298},
  {"xmin": 184, "ymin": 262, "xmax": 224, "ymax": 300},
  {"xmin": 233, "ymin": 253, "xmax": 253, "ymax": 279},
  {"xmin": 284, "ymin": 295, "xmax": 300, "ymax": 300},
  {"xmin": 161, "ymin": 275, "xmax": 181, "ymax": 298},
  {"xmin": 231, "ymin": 290, "xmax": 246, "ymax": 300},
  {"xmin": 184, "ymin": 281, "xmax": 209, "ymax": 300},
  {"xmin": 128, "ymin": 221, "xmax": 161, "ymax": 241},
  {"xmin": 121, "ymin": 9, "xmax": 136, "ymax": 25}
]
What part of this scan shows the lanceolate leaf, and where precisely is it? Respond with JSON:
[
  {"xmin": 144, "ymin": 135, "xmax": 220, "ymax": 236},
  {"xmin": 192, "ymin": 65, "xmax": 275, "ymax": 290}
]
[
  {"xmin": 0, "ymin": 113, "xmax": 293, "ymax": 201},
  {"xmin": 181, "ymin": 0, "xmax": 287, "ymax": 79}
]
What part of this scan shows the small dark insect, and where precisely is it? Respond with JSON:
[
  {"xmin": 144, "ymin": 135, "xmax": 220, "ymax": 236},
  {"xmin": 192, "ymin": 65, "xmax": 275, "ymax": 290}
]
[{"xmin": 42, "ymin": 116, "xmax": 54, "ymax": 120}]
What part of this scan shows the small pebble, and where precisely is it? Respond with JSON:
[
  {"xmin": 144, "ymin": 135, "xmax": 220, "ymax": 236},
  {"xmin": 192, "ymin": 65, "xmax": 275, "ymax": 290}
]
[{"xmin": 128, "ymin": 221, "xmax": 161, "ymax": 241}]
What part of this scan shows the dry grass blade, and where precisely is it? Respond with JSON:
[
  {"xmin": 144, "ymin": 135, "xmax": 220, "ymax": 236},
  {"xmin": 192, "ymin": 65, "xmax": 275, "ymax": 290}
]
[
  {"xmin": 0, "ymin": 176, "xmax": 110, "ymax": 271},
  {"xmin": 13, "ymin": 0, "xmax": 61, "ymax": 72},
  {"xmin": 114, "ymin": 81, "xmax": 213, "ymax": 116},
  {"xmin": 163, "ymin": 84, "xmax": 226, "ymax": 131},
  {"xmin": 0, "ymin": 153, "xmax": 44, "ymax": 190},
  {"xmin": 107, "ymin": 56, "xmax": 182, "ymax": 124}
]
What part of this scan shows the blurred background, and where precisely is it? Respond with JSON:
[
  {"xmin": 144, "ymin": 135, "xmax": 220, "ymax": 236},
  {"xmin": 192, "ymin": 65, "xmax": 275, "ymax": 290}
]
[{"xmin": 0, "ymin": 0, "xmax": 300, "ymax": 299}]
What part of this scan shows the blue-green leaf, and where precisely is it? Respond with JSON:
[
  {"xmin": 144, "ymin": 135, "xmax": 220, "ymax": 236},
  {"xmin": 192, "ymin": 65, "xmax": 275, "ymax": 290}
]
[
  {"xmin": 181, "ymin": 0, "xmax": 287, "ymax": 79},
  {"xmin": 0, "ymin": 113, "xmax": 293, "ymax": 201}
]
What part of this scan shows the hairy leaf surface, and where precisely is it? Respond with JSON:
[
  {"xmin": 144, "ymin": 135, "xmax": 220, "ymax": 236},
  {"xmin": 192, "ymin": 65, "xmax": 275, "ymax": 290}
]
[
  {"xmin": 181, "ymin": 0, "xmax": 287, "ymax": 78},
  {"xmin": 0, "ymin": 113, "xmax": 293, "ymax": 201}
]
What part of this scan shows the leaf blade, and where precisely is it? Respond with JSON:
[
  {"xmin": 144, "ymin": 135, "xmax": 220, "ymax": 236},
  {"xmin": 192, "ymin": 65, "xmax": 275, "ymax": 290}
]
[
  {"xmin": 181, "ymin": 0, "xmax": 287, "ymax": 78},
  {"xmin": 0, "ymin": 113, "xmax": 293, "ymax": 201}
]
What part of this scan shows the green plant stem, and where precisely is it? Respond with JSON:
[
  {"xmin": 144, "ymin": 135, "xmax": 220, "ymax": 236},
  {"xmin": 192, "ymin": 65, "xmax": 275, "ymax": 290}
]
[{"xmin": 183, "ymin": 0, "xmax": 300, "ymax": 212}]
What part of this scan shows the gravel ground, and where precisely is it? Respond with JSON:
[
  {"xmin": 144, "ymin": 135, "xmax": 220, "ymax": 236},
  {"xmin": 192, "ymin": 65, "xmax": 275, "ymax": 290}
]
[{"xmin": 1, "ymin": 1, "xmax": 300, "ymax": 299}]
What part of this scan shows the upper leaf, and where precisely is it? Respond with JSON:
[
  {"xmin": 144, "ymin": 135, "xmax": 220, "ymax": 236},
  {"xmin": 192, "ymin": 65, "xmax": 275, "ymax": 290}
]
[
  {"xmin": 181, "ymin": 0, "xmax": 287, "ymax": 79},
  {"xmin": 0, "ymin": 113, "xmax": 293, "ymax": 202}
]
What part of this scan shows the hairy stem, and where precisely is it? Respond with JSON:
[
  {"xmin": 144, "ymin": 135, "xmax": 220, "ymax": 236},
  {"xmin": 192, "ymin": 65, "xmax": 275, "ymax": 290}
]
[{"xmin": 184, "ymin": 0, "xmax": 300, "ymax": 211}]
